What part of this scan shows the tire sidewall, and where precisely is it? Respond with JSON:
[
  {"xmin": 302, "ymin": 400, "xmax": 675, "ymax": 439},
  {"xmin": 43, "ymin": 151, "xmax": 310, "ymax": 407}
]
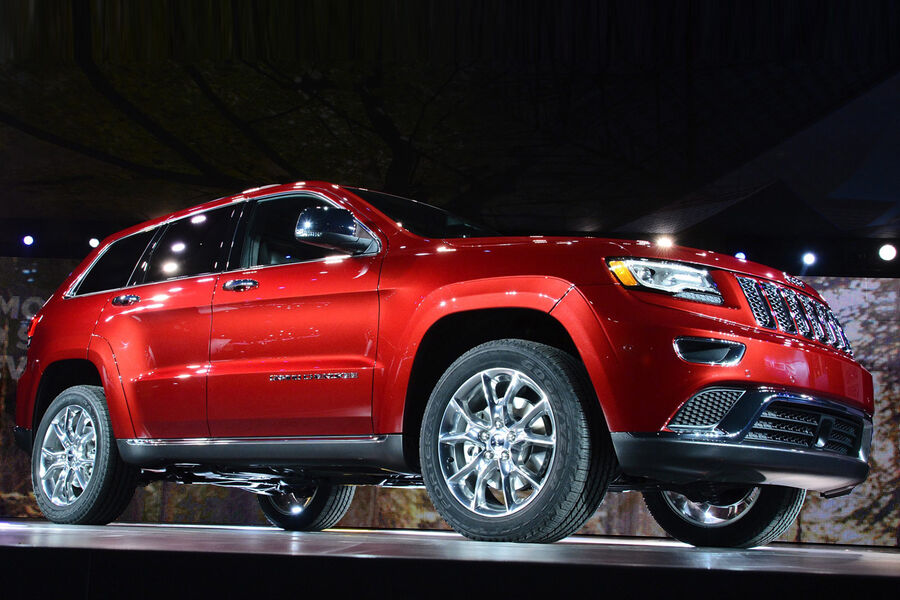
[
  {"xmin": 644, "ymin": 486, "xmax": 804, "ymax": 547},
  {"xmin": 31, "ymin": 386, "xmax": 115, "ymax": 523},
  {"xmin": 420, "ymin": 343, "xmax": 590, "ymax": 538}
]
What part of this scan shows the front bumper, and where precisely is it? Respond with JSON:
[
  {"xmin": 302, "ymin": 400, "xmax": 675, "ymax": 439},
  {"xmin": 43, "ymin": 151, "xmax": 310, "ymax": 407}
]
[
  {"xmin": 558, "ymin": 284, "xmax": 874, "ymax": 433},
  {"xmin": 612, "ymin": 434, "xmax": 869, "ymax": 496},
  {"xmin": 611, "ymin": 387, "xmax": 873, "ymax": 496}
]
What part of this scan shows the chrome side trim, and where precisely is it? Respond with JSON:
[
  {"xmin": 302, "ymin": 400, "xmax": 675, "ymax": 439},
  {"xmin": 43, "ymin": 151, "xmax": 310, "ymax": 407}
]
[
  {"xmin": 117, "ymin": 433, "xmax": 412, "ymax": 474},
  {"xmin": 122, "ymin": 435, "xmax": 387, "ymax": 447}
]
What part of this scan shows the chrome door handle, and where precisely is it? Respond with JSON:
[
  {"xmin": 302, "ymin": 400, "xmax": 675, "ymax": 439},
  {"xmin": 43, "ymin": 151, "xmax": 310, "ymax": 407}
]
[
  {"xmin": 223, "ymin": 279, "xmax": 259, "ymax": 292},
  {"xmin": 111, "ymin": 294, "xmax": 141, "ymax": 306}
]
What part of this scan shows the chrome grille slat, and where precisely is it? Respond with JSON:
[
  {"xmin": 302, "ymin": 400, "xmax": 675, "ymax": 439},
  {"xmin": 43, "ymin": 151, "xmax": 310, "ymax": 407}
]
[
  {"xmin": 737, "ymin": 277, "xmax": 775, "ymax": 329},
  {"xmin": 780, "ymin": 288, "xmax": 812, "ymax": 338},
  {"xmin": 799, "ymin": 294, "xmax": 826, "ymax": 341},
  {"xmin": 737, "ymin": 276, "xmax": 853, "ymax": 355},
  {"xmin": 760, "ymin": 281, "xmax": 796, "ymax": 333}
]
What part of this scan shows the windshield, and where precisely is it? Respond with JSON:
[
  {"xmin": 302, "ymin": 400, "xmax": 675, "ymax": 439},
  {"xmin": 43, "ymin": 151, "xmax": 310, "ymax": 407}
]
[{"xmin": 348, "ymin": 188, "xmax": 499, "ymax": 238}]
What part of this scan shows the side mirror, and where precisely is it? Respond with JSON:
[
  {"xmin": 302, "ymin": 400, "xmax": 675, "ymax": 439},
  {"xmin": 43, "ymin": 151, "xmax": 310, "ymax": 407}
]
[{"xmin": 295, "ymin": 207, "xmax": 373, "ymax": 254}]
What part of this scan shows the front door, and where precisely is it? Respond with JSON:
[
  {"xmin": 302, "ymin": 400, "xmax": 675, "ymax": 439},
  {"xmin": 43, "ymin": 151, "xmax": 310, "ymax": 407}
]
[{"xmin": 207, "ymin": 194, "xmax": 383, "ymax": 437}]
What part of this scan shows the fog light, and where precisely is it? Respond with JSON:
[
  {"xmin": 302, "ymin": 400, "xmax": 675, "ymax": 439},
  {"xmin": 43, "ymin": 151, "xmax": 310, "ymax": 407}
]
[{"xmin": 673, "ymin": 337, "xmax": 745, "ymax": 366}]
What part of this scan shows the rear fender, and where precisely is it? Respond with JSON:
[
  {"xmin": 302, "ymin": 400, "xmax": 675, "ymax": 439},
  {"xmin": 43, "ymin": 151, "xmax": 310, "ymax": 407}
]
[{"xmin": 86, "ymin": 335, "xmax": 136, "ymax": 439}]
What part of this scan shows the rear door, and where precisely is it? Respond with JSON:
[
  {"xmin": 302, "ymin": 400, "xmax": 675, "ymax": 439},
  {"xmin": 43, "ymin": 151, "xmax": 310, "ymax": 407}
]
[
  {"xmin": 93, "ymin": 204, "xmax": 239, "ymax": 439},
  {"xmin": 207, "ymin": 193, "xmax": 383, "ymax": 437}
]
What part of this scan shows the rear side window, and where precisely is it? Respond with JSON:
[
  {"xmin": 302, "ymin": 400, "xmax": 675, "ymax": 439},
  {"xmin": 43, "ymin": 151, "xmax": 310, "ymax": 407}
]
[
  {"xmin": 76, "ymin": 230, "xmax": 155, "ymax": 295},
  {"xmin": 143, "ymin": 205, "xmax": 233, "ymax": 283}
]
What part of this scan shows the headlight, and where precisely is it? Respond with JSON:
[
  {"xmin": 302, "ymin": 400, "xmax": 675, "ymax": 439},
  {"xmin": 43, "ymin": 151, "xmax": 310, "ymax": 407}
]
[{"xmin": 607, "ymin": 259, "xmax": 723, "ymax": 305}]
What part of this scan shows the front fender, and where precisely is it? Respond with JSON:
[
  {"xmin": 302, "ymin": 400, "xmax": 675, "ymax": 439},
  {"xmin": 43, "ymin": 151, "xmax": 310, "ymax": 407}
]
[{"xmin": 373, "ymin": 276, "xmax": 573, "ymax": 433}]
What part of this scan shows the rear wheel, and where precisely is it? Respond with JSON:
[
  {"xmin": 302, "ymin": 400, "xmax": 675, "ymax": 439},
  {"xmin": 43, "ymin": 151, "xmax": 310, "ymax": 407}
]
[
  {"xmin": 642, "ymin": 485, "xmax": 806, "ymax": 548},
  {"xmin": 31, "ymin": 385, "xmax": 137, "ymax": 524},
  {"xmin": 420, "ymin": 339, "xmax": 615, "ymax": 543},
  {"xmin": 258, "ymin": 482, "xmax": 355, "ymax": 531}
]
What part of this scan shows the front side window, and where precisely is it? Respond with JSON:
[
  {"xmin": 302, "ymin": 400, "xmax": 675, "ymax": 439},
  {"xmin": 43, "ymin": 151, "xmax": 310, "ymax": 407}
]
[
  {"xmin": 242, "ymin": 196, "xmax": 375, "ymax": 267},
  {"xmin": 75, "ymin": 229, "xmax": 155, "ymax": 295},
  {"xmin": 143, "ymin": 205, "xmax": 234, "ymax": 283}
]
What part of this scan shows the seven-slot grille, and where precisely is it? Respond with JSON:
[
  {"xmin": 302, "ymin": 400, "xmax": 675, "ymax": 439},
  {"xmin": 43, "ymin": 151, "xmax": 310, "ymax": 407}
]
[
  {"xmin": 736, "ymin": 276, "xmax": 853, "ymax": 355},
  {"xmin": 745, "ymin": 402, "xmax": 863, "ymax": 456}
]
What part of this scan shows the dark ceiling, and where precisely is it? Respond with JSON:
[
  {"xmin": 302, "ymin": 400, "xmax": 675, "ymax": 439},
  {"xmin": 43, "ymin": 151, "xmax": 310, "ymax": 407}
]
[{"xmin": 0, "ymin": 1, "xmax": 898, "ymax": 275}]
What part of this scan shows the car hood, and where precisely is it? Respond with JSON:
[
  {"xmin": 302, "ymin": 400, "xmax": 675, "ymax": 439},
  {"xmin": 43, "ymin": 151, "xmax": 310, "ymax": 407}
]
[{"xmin": 443, "ymin": 236, "xmax": 817, "ymax": 298}]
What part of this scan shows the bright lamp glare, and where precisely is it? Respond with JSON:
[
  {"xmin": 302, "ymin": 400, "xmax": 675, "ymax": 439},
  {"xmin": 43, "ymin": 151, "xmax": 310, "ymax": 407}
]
[
  {"xmin": 878, "ymin": 244, "xmax": 897, "ymax": 261},
  {"xmin": 802, "ymin": 252, "xmax": 816, "ymax": 266},
  {"xmin": 734, "ymin": 252, "xmax": 747, "ymax": 260},
  {"xmin": 89, "ymin": 238, "xmax": 100, "ymax": 248},
  {"xmin": 22, "ymin": 235, "xmax": 34, "ymax": 246},
  {"xmin": 656, "ymin": 236, "xmax": 674, "ymax": 248}
]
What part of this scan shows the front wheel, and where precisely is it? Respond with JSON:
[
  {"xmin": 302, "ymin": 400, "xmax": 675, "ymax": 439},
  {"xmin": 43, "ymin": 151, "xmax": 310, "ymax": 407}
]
[
  {"xmin": 420, "ymin": 339, "xmax": 616, "ymax": 543},
  {"xmin": 642, "ymin": 485, "xmax": 806, "ymax": 548},
  {"xmin": 258, "ymin": 482, "xmax": 355, "ymax": 531}
]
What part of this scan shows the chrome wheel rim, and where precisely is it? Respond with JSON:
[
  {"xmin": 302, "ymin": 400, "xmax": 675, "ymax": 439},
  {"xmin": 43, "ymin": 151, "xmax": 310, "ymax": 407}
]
[
  {"xmin": 662, "ymin": 487, "xmax": 761, "ymax": 527},
  {"xmin": 270, "ymin": 490, "xmax": 315, "ymax": 517},
  {"xmin": 38, "ymin": 405, "xmax": 97, "ymax": 507},
  {"xmin": 438, "ymin": 368, "xmax": 556, "ymax": 518}
]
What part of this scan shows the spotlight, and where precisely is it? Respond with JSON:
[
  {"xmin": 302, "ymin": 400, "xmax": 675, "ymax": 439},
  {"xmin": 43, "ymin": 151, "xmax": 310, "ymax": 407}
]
[
  {"xmin": 734, "ymin": 252, "xmax": 747, "ymax": 260},
  {"xmin": 89, "ymin": 238, "xmax": 100, "ymax": 248},
  {"xmin": 656, "ymin": 236, "xmax": 674, "ymax": 248},
  {"xmin": 878, "ymin": 244, "xmax": 897, "ymax": 262},
  {"xmin": 802, "ymin": 252, "xmax": 816, "ymax": 266},
  {"xmin": 22, "ymin": 235, "xmax": 34, "ymax": 246}
]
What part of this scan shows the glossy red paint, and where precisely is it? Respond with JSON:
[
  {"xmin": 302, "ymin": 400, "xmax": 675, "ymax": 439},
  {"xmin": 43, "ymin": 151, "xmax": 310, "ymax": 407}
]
[
  {"xmin": 16, "ymin": 181, "xmax": 873, "ymax": 454},
  {"xmin": 92, "ymin": 276, "xmax": 219, "ymax": 438},
  {"xmin": 207, "ymin": 254, "xmax": 382, "ymax": 437}
]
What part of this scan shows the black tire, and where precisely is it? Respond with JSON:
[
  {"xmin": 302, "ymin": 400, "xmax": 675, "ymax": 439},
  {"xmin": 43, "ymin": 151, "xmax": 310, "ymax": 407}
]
[
  {"xmin": 642, "ymin": 485, "xmax": 806, "ymax": 548},
  {"xmin": 31, "ymin": 385, "xmax": 138, "ymax": 524},
  {"xmin": 258, "ymin": 482, "xmax": 355, "ymax": 531},
  {"xmin": 419, "ymin": 339, "xmax": 615, "ymax": 543}
]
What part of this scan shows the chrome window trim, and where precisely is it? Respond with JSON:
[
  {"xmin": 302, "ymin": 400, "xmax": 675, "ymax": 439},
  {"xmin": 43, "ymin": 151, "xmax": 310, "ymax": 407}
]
[
  {"xmin": 64, "ymin": 225, "xmax": 160, "ymax": 298},
  {"xmin": 235, "ymin": 190, "xmax": 384, "ymax": 270}
]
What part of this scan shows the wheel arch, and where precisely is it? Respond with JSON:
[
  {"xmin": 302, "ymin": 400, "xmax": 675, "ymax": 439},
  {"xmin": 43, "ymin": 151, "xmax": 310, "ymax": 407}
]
[
  {"xmin": 398, "ymin": 307, "xmax": 593, "ymax": 471},
  {"xmin": 31, "ymin": 359, "xmax": 102, "ymax": 441},
  {"xmin": 31, "ymin": 339, "xmax": 135, "ymax": 440}
]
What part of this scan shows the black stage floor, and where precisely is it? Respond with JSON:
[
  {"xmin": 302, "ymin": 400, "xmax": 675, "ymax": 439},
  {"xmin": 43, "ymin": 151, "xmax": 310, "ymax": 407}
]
[{"xmin": 1, "ymin": 521, "xmax": 898, "ymax": 598}]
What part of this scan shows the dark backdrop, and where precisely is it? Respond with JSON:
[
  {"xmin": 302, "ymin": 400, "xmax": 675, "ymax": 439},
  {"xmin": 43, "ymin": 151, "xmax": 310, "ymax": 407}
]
[{"xmin": 0, "ymin": 1, "xmax": 898, "ymax": 275}]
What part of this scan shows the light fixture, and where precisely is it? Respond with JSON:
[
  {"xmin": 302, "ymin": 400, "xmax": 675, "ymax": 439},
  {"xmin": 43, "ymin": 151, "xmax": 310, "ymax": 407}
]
[
  {"xmin": 22, "ymin": 235, "xmax": 34, "ymax": 246},
  {"xmin": 802, "ymin": 252, "xmax": 816, "ymax": 266},
  {"xmin": 89, "ymin": 238, "xmax": 100, "ymax": 248},
  {"xmin": 656, "ymin": 236, "xmax": 674, "ymax": 248},
  {"xmin": 878, "ymin": 244, "xmax": 897, "ymax": 262},
  {"xmin": 734, "ymin": 252, "xmax": 746, "ymax": 260}
]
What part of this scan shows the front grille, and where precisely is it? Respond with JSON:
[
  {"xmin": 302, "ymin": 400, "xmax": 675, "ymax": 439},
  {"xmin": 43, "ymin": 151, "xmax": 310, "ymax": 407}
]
[
  {"xmin": 669, "ymin": 388, "xmax": 745, "ymax": 428},
  {"xmin": 736, "ymin": 276, "xmax": 853, "ymax": 355},
  {"xmin": 745, "ymin": 402, "xmax": 863, "ymax": 456}
]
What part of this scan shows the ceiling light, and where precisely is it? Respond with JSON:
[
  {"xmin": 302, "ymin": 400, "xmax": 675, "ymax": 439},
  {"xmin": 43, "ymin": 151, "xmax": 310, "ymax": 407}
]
[{"xmin": 878, "ymin": 244, "xmax": 896, "ymax": 261}]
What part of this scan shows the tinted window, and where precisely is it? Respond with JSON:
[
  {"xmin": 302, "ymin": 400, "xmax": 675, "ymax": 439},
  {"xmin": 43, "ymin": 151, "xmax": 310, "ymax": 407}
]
[
  {"xmin": 76, "ymin": 230, "xmax": 155, "ymax": 295},
  {"xmin": 144, "ymin": 205, "xmax": 233, "ymax": 283},
  {"xmin": 349, "ymin": 188, "xmax": 498, "ymax": 238},
  {"xmin": 242, "ymin": 196, "xmax": 374, "ymax": 267}
]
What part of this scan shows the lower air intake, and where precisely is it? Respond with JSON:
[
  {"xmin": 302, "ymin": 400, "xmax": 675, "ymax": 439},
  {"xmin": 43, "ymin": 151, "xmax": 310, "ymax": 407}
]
[{"xmin": 669, "ymin": 388, "xmax": 745, "ymax": 429}]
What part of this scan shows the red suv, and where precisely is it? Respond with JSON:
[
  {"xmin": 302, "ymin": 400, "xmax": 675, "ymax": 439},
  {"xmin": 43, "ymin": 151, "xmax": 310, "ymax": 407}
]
[{"xmin": 14, "ymin": 182, "xmax": 873, "ymax": 546}]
